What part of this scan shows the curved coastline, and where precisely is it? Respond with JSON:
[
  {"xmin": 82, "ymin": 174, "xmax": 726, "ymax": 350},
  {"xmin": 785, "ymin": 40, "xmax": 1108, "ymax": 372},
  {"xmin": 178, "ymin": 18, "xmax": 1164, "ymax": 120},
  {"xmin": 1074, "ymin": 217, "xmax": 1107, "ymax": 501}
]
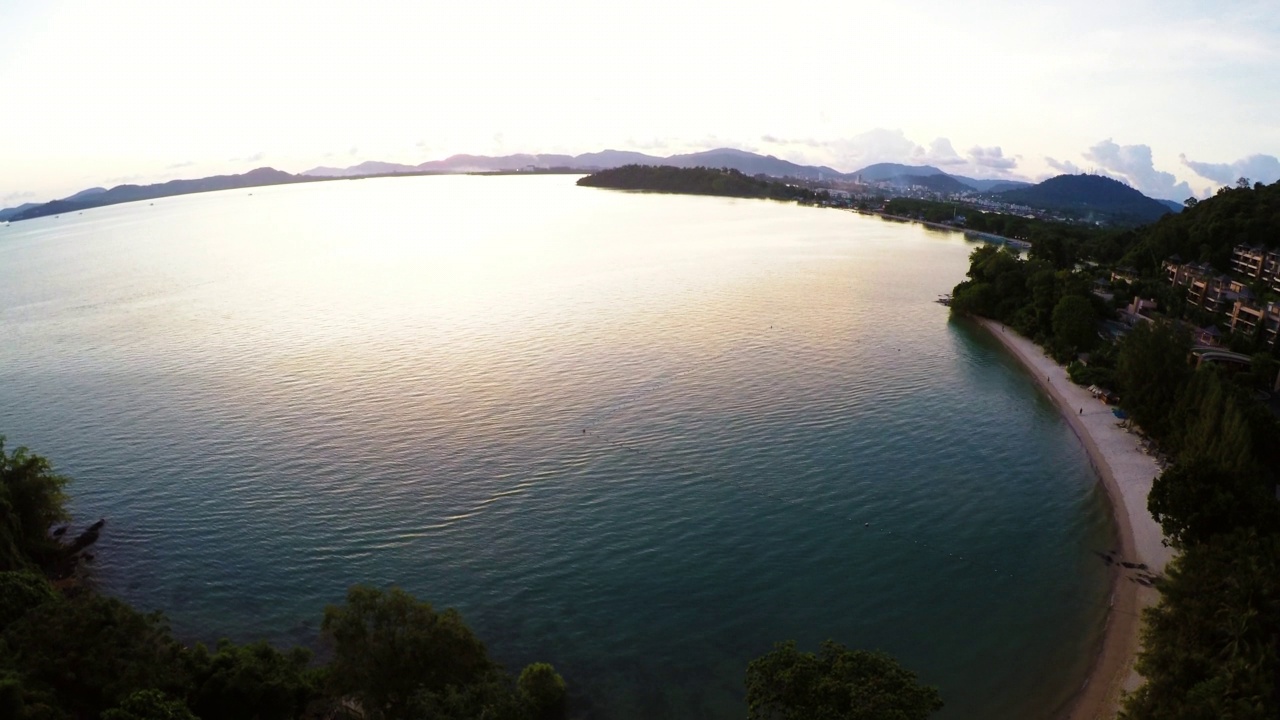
[{"xmin": 971, "ymin": 318, "xmax": 1174, "ymax": 719}]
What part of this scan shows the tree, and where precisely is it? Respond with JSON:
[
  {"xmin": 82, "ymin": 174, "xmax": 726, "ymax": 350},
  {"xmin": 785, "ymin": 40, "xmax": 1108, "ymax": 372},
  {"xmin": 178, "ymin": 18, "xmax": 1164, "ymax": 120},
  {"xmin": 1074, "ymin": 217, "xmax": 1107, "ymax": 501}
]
[
  {"xmin": 102, "ymin": 689, "xmax": 198, "ymax": 720},
  {"xmin": 1122, "ymin": 530, "xmax": 1280, "ymax": 720},
  {"xmin": 321, "ymin": 585, "xmax": 501, "ymax": 720},
  {"xmin": 1051, "ymin": 295, "xmax": 1099, "ymax": 355},
  {"xmin": 0, "ymin": 438, "xmax": 70, "ymax": 571},
  {"xmin": 745, "ymin": 640, "xmax": 942, "ymax": 720},
  {"xmin": 517, "ymin": 663, "xmax": 567, "ymax": 720},
  {"xmin": 0, "ymin": 570, "xmax": 57, "ymax": 631},
  {"xmin": 1, "ymin": 594, "xmax": 189, "ymax": 718},
  {"xmin": 184, "ymin": 639, "xmax": 318, "ymax": 720},
  {"xmin": 1148, "ymin": 457, "xmax": 1279, "ymax": 549},
  {"xmin": 1115, "ymin": 321, "xmax": 1192, "ymax": 442}
]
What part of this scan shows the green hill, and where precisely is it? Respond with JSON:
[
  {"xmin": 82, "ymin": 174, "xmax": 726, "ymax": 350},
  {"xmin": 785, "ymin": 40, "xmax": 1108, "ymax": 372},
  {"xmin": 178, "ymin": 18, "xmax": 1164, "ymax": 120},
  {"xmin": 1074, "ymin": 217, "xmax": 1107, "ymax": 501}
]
[
  {"xmin": 996, "ymin": 174, "xmax": 1174, "ymax": 226},
  {"xmin": 1120, "ymin": 179, "xmax": 1280, "ymax": 272}
]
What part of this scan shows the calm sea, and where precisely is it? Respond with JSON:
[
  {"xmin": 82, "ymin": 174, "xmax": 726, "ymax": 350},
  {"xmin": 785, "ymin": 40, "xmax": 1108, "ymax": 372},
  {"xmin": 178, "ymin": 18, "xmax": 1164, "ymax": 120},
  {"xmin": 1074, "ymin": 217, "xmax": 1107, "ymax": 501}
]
[{"xmin": 0, "ymin": 175, "xmax": 1113, "ymax": 719}]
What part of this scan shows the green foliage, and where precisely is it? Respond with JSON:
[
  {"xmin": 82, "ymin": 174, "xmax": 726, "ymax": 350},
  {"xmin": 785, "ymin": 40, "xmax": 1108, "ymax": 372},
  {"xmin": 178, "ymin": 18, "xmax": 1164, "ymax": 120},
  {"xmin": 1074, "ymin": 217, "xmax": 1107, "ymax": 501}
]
[
  {"xmin": 1, "ymin": 594, "xmax": 188, "ymax": 719},
  {"xmin": 1122, "ymin": 530, "xmax": 1280, "ymax": 720},
  {"xmin": 0, "ymin": 571, "xmax": 57, "ymax": 631},
  {"xmin": 0, "ymin": 671, "xmax": 27, "ymax": 720},
  {"xmin": 1115, "ymin": 321, "xmax": 1192, "ymax": 441},
  {"xmin": 1051, "ymin": 295, "xmax": 1099, "ymax": 355},
  {"xmin": 577, "ymin": 165, "xmax": 822, "ymax": 202},
  {"xmin": 1067, "ymin": 361, "xmax": 1115, "ymax": 389},
  {"xmin": 1149, "ymin": 457, "xmax": 1280, "ymax": 549},
  {"xmin": 517, "ymin": 663, "xmax": 567, "ymax": 720},
  {"xmin": 745, "ymin": 640, "xmax": 942, "ymax": 720},
  {"xmin": 321, "ymin": 585, "xmax": 503, "ymax": 720},
  {"xmin": 185, "ymin": 639, "xmax": 318, "ymax": 720},
  {"xmin": 102, "ymin": 689, "xmax": 197, "ymax": 720},
  {"xmin": 1121, "ymin": 179, "xmax": 1280, "ymax": 272},
  {"xmin": 0, "ymin": 438, "xmax": 70, "ymax": 571}
]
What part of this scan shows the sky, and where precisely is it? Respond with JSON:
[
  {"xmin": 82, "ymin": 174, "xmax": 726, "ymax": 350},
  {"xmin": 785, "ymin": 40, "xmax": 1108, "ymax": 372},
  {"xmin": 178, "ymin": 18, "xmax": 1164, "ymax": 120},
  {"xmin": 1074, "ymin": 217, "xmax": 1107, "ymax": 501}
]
[{"xmin": 2, "ymin": 0, "xmax": 1279, "ymax": 205}]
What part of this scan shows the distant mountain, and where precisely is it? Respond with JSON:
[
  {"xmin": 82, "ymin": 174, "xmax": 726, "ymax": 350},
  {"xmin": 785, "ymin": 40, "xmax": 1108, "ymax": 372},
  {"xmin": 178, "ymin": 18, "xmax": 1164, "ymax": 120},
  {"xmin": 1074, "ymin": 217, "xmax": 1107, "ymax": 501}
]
[
  {"xmin": 61, "ymin": 187, "xmax": 107, "ymax": 202},
  {"xmin": 995, "ymin": 174, "xmax": 1174, "ymax": 225},
  {"xmin": 949, "ymin": 176, "xmax": 1031, "ymax": 193},
  {"xmin": 572, "ymin": 150, "xmax": 665, "ymax": 167},
  {"xmin": 0, "ymin": 202, "xmax": 41, "ymax": 221},
  {"xmin": 897, "ymin": 173, "xmax": 973, "ymax": 194},
  {"xmin": 303, "ymin": 160, "xmax": 421, "ymax": 177},
  {"xmin": 851, "ymin": 163, "xmax": 947, "ymax": 182},
  {"xmin": 1157, "ymin": 199, "xmax": 1185, "ymax": 213},
  {"xmin": 302, "ymin": 148, "xmax": 845, "ymax": 181},
  {"xmin": 11, "ymin": 167, "xmax": 307, "ymax": 221},
  {"xmin": 661, "ymin": 149, "xmax": 842, "ymax": 180}
]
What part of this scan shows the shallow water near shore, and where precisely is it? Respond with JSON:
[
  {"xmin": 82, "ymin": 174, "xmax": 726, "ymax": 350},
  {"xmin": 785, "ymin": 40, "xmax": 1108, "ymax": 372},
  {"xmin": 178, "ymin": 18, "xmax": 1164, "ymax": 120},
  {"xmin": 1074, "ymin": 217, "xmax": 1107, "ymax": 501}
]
[{"xmin": 0, "ymin": 175, "xmax": 1112, "ymax": 718}]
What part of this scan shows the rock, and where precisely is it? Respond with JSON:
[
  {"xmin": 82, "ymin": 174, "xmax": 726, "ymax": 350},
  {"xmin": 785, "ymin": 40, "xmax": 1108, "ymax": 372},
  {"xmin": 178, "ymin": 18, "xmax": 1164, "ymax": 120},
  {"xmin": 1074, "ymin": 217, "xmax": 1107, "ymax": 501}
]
[{"xmin": 67, "ymin": 518, "xmax": 106, "ymax": 553}]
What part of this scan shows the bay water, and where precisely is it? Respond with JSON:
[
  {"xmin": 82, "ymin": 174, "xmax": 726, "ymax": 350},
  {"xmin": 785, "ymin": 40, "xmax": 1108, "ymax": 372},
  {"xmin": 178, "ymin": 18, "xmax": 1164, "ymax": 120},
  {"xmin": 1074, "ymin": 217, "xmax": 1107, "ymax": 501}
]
[{"xmin": 0, "ymin": 175, "xmax": 1113, "ymax": 718}]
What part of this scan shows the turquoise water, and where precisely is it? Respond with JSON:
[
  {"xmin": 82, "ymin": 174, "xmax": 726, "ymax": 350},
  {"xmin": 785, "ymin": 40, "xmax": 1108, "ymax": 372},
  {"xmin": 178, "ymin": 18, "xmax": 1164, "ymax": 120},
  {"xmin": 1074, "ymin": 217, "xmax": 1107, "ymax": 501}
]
[{"xmin": 0, "ymin": 175, "xmax": 1113, "ymax": 718}]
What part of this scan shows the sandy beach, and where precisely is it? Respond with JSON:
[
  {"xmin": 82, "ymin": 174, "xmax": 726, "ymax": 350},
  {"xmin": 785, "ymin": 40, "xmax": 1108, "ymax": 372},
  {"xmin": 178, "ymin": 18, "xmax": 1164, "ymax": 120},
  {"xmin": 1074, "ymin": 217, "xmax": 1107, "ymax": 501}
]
[{"xmin": 973, "ymin": 318, "xmax": 1174, "ymax": 719}]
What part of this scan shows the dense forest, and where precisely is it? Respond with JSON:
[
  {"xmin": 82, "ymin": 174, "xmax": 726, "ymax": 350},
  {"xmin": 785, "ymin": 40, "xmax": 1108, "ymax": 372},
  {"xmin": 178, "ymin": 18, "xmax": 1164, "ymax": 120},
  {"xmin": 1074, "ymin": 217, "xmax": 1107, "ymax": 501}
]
[
  {"xmin": 950, "ymin": 179, "xmax": 1280, "ymax": 718},
  {"xmin": 1, "ymin": 439, "xmax": 942, "ymax": 719},
  {"xmin": 576, "ymin": 165, "xmax": 824, "ymax": 203}
]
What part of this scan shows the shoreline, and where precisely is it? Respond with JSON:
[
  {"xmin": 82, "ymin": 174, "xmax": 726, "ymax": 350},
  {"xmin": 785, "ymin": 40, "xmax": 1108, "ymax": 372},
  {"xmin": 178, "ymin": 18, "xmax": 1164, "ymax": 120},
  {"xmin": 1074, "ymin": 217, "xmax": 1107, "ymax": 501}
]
[
  {"xmin": 862, "ymin": 210, "xmax": 1028, "ymax": 247},
  {"xmin": 971, "ymin": 318, "xmax": 1173, "ymax": 720}
]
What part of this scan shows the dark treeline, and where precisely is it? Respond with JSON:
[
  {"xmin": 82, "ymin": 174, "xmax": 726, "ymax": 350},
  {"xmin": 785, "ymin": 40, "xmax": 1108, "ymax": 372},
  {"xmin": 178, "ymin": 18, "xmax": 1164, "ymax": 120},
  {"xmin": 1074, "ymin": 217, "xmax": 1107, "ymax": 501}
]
[
  {"xmin": 949, "ymin": 179, "xmax": 1280, "ymax": 719},
  {"xmin": 0, "ymin": 439, "xmax": 570, "ymax": 720},
  {"xmin": 577, "ymin": 165, "xmax": 823, "ymax": 203},
  {"xmin": 1121, "ymin": 179, "xmax": 1280, "ymax": 273},
  {"xmin": 1, "ymin": 438, "xmax": 944, "ymax": 720},
  {"xmin": 885, "ymin": 197, "xmax": 1132, "ymax": 265}
]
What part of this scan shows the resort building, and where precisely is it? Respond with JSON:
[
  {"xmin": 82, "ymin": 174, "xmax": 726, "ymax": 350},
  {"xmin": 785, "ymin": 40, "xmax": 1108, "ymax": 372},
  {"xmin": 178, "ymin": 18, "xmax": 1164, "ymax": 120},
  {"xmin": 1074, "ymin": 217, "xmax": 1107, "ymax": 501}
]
[{"xmin": 1228, "ymin": 300, "xmax": 1280, "ymax": 348}]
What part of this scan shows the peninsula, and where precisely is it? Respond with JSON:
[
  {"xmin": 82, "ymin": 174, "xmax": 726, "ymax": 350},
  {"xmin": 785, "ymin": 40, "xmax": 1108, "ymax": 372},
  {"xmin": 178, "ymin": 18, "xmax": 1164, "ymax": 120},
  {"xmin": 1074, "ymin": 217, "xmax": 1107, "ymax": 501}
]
[{"xmin": 576, "ymin": 164, "xmax": 824, "ymax": 203}]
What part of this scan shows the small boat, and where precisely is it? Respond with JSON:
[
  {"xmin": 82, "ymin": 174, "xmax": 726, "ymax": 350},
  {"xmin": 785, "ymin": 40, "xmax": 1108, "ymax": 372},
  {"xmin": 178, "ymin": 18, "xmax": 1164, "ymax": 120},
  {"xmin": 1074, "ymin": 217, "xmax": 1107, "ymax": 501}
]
[{"xmin": 935, "ymin": 294, "xmax": 952, "ymax": 306}]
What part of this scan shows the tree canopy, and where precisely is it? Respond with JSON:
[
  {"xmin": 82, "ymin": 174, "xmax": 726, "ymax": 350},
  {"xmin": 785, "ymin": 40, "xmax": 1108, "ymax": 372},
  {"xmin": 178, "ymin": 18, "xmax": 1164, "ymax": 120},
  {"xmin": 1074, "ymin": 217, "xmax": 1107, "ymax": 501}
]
[
  {"xmin": 745, "ymin": 640, "xmax": 942, "ymax": 720},
  {"xmin": 0, "ymin": 438, "xmax": 70, "ymax": 572},
  {"xmin": 577, "ymin": 164, "xmax": 822, "ymax": 202}
]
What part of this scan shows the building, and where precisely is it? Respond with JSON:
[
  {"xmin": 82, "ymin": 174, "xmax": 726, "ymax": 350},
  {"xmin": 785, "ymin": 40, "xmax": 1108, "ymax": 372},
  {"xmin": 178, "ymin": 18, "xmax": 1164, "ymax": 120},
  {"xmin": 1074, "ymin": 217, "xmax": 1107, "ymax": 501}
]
[
  {"xmin": 1229, "ymin": 244, "xmax": 1280, "ymax": 293},
  {"xmin": 1229, "ymin": 300, "xmax": 1280, "ymax": 348}
]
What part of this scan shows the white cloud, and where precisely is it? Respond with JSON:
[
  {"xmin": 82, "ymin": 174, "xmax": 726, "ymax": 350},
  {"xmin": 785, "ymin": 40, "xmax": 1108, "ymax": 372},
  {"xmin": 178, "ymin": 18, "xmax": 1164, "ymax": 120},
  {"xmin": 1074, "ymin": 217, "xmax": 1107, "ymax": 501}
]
[
  {"xmin": 1179, "ymin": 153, "xmax": 1280, "ymax": 186},
  {"xmin": 1045, "ymin": 157, "xmax": 1081, "ymax": 174},
  {"xmin": 917, "ymin": 138, "xmax": 968, "ymax": 166},
  {"xmin": 1082, "ymin": 139, "xmax": 1192, "ymax": 200},
  {"xmin": 967, "ymin": 146, "xmax": 1017, "ymax": 170},
  {"xmin": 2, "ymin": 190, "xmax": 34, "ymax": 205}
]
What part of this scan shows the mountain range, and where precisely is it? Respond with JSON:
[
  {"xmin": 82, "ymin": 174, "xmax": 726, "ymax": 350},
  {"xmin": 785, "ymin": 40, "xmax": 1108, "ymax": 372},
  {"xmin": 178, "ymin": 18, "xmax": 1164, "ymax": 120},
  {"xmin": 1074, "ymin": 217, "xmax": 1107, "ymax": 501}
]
[
  {"xmin": 301, "ymin": 149, "xmax": 1027, "ymax": 193},
  {"xmin": 1, "ymin": 148, "xmax": 1175, "ymax": 225}
]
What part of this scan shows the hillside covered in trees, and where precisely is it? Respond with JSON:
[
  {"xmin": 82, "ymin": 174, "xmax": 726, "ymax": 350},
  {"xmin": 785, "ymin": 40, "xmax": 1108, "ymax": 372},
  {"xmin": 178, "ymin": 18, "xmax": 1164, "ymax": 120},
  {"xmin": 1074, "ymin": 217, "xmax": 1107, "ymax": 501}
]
[
  {"xmin": 949, "ymin": 177, "xmax": 1280, "ymax": 718},
  {"xmin": 576, "ymin": 165, "xmax": 823, "ymax": 203},
  {"xmin": 1120, "ymin": 178, "xmax": 1280, "ymax": 273}
]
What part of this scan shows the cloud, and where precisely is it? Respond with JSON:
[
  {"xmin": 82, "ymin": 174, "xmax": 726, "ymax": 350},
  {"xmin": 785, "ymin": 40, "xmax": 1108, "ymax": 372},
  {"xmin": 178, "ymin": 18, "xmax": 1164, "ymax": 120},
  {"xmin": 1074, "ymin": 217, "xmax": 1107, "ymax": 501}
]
[
  {"xmin": 166, "ymin": 160, "xmax": 195, "ymax": 170},
  {"xmin": 1082, "ymin": 139, "xmax": 1192, "ymax": 201},
  {"xmin": 916, "ymin": 138, "xmax": 968, "ymax": 166},
  {"xmin": 968, "ymin": 146, "xmax": 1017, "ymax": 170},
  {"xmin": 231, "ymin": 151, "xmax": 267, "ymax": 163},
  {"xmin": 758, "ymin": 129, "xmax": 1027, "ymax": 178},
  {"xmin": 1045, "ymin": 157, "xmax": 1082, "ymax": 174},
  {"xmin": 2, "ymin": 190, "xmax": 35, "ymax": 204},
  {"xmin": 1179, "ymin": 153, "xmax": 1280, "ymax": 186}
]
